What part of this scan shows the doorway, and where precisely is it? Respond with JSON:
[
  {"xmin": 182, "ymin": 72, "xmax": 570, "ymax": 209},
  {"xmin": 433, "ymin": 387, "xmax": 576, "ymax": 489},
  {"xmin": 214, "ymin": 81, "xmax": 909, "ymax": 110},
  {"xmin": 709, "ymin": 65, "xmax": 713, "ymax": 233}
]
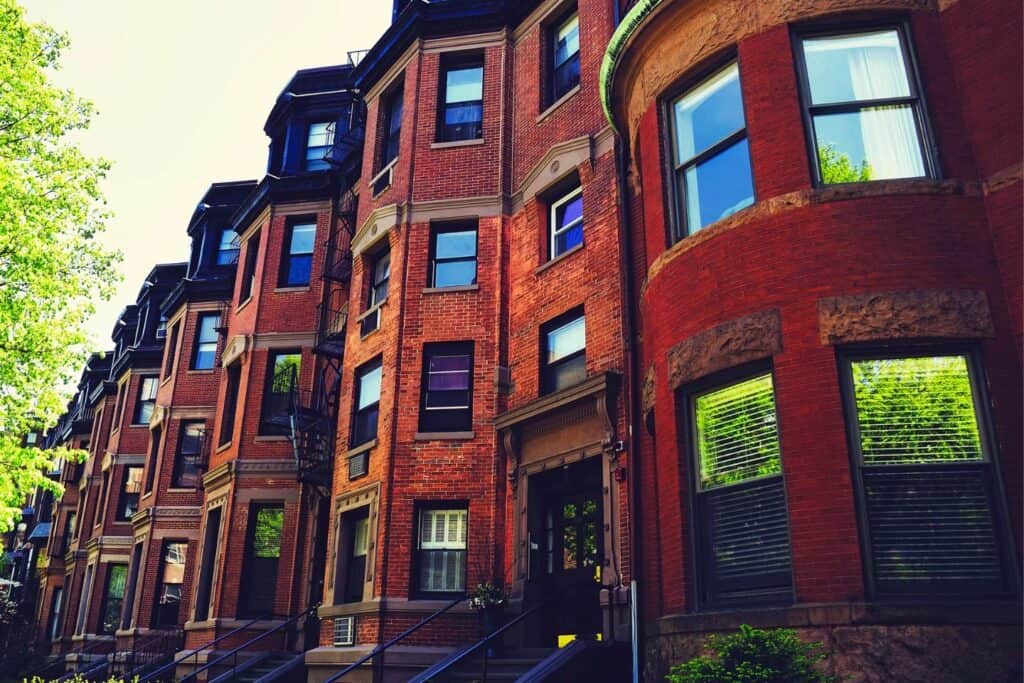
[{"xmin": 525, "ymin": 457, "xmax": 604, "ymax": 646}]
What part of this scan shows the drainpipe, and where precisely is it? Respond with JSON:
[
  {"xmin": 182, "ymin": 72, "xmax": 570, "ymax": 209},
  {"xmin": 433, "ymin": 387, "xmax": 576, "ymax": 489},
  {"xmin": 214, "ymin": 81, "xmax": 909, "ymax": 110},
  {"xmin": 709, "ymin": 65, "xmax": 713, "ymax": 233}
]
[{"xmin": 613, "ymin": 118, "xmax": 643, "ymax": 683}]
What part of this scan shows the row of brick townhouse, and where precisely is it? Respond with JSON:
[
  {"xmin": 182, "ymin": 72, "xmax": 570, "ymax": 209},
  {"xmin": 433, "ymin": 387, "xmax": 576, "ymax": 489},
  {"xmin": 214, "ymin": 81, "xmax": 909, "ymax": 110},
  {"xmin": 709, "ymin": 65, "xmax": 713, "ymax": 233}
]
[{"xmin": 18, "ymin": 0, "xmax": 1021, "ymax": 681}]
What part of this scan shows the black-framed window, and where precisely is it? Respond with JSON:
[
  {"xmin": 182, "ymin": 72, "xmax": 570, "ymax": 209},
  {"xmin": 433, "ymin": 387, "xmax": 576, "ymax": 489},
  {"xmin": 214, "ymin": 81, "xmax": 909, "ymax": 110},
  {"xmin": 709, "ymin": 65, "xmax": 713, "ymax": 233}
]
[
  {"xmin": 48, "ymin": 587, "xmax": 63, "ymax": 641},
  {"xmin": 668, "ymin": 61, "xmax": 754, "ymax": 241},
  {"xmin": 280, "ymin": 221, "xmax": 316, "ymax": 287},
  {"xmin": 219, "ymin": 363, "xmax": 241, "ymax": 446},
  {"xmin": 239, "ymin": 503, "xmax": 284, "ymax": 618},
  {"xmin": 144, "ymin": 427, "xmax": 161, "ymax": 494},
  {"xmin": 152, "ymin": 540, "xmax": 187, "ymax": 628},
  {"xmin": 239, "ymin": 229, "xmax": 261, "ymax": 303},
  {"xmin": 216, "ymin": 228, "xmax": 239, "ymax": 266},
  {"xmin": 116, "ymin": 466, "xmax": 143, "ymax": 521},
  {"xmin": 430, "ymin": 223, "xmax": 477, "ymax": 287},
  {"xmin": 192, "ymin": 313, "xmax": 220, "ymax": 370},
  {"xmin": 163, "ymin": 323, "xmax": 180, "ymax": 379},
  {"xmin": 97, "ymin": 563, "xmax": 127, "ymax": 634},
  {"xmin": 113, "ymin": 383, "xmax": 127, "ymax": 429},
  {"xmin": 193, "ymin": 506, "xmax": 222, "ymax": 622},
  {"xmin": 305, "ymin": 121, "xmax": 334, "ymax": 171},
  {"xmin": 438, "ymin": 56, "xmax": 483, "ymax": 142},
  {"xmin": 549, "ymin": 11, "xmax": 580, "ymax": 103},
  {"xmin": 549, "ymin": 184, "xmax": 583, "ymax": 259},
  {"xmin": 795, "ymin": 26, "xmax": 932, "ymax": 185},
  {"xmin": 351, "ymin": 358, "xmax": 382, "ymax": 447},
  {"xmin": 260, "ymin": 351, "xmax": 300, "ymax": 435},
  {"xmin": 415, "ymin": 506, "xmax": 467, "ymax": 596},
  {"xmin": 380, "ymin": 86, "xmax": 403, "ymax": 168},
  {"xmin": 133, "ymin": 376, "xmax": 158, "ymax": 425},
  {"xmin": 74, "ymin": 564, "xmax": 94, "ymax": 635},
  {"xmin": 419, "ymin": 342, "xmax": 473, "ymax": 433},
  {"xmin": 541, "ymin": 309, "xmax": 586, "ymax": 395},
  {"xmin": 173, "ymin": 421, "xmax": 204, "ymax": 488},
  {"xmin": 121, "ymin": 542, "xmax": 143, "ymax": 631},
  {"xmin": 840, "ymin": 351, "xmax": 1014, "ymax": 597},
  {"xmin": 335, "ymin": 507, "xmax": 370, "ymax": 605},
  {"xmin": 686, "ymin": 369, "xmax": 793, "ymax": 607},
  {"xmin": 63, "ymin": 512, "xmax": 77, "ymax": 549},
  {"xmin": 360, "ymin": 250, "xmax": 390, "ymax": 337}
]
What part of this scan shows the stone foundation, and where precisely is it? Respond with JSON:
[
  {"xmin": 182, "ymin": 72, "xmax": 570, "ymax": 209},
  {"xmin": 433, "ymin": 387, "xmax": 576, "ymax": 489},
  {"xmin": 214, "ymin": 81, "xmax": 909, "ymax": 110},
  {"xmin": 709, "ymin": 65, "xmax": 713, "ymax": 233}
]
[{"xmin": 644, "ymin": 603, "xmax": 1023, "ymax": 683}]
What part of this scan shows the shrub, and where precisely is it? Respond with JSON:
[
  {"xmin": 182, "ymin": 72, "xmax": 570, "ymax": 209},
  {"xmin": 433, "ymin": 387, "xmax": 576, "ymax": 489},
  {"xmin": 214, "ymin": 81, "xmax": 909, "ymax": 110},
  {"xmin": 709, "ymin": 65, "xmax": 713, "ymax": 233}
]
[{"xmin": 666, "ymin": 625, "xmax": 839, "ymax": 683}]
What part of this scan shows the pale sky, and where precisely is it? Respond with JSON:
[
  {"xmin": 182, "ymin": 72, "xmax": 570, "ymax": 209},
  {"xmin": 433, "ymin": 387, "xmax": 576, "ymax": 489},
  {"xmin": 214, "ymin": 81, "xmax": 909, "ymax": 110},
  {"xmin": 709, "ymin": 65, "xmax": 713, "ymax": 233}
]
[{"xmin": 20, "ymin": 0, "xmax": 392, "ymax": 347}]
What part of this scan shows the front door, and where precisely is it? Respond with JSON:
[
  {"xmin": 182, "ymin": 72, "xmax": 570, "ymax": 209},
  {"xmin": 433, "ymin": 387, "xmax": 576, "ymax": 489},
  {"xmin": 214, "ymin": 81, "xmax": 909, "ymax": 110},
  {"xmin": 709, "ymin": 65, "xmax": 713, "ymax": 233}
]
[{"xmin": 526, "ymin": 458, "xmax": 604, "ymax": 646}]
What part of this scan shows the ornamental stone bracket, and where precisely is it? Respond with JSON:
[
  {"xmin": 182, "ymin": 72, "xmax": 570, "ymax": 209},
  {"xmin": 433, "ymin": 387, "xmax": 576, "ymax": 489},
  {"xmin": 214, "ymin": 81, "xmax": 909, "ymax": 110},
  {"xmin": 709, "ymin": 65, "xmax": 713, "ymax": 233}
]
[
  {"xmin": 817, "ymin": 289, "xmax": 995, "ymax": 345},
  {"xmin": 221, "ymin": 334, "xmax": 254, "ymax": 368},
  {"xmin": 667, "ymin": 309, "xmax": 782, "ymax": 390}
]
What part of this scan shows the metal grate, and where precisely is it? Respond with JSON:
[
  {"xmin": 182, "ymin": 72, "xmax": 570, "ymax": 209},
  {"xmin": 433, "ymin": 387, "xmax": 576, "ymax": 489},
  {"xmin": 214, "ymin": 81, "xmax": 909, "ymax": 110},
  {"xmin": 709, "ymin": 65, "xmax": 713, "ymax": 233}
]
[
  {"xmin": 700, "ymin": 476, "xmax": 792, "ymax": 604},
  {"xmin": 863, "ymin": 466, "xmax": 1005, "ymax": 594},
  {"xmin": 348, "ymin": 452, "xmax": 368, "ymax": 480},
  {"xmin": 333, "ymin": 616, "xmax": 355, "ymax": 646}
]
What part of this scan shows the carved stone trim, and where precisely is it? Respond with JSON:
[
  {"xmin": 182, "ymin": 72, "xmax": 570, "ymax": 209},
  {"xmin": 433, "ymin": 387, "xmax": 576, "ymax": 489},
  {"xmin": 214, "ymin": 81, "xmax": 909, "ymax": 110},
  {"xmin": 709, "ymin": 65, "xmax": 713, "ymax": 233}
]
[
  {"xmin": 353, "ymin": 204, "xmax": 404, "ymax": 258},
  {"xmin": 201, "ymin": 461, "xmax": 234, "ymax": 493},
  {"xmin": 667, "ymin": 310, "xmax": 782, "ymax": 389},
  {"xmin": 818, "ymin": 289, "xmax": 995, "ymax": 345},
  {"xmin": 328, "ymin": 483, "xmax": 381, "ymax": 605},
  {"xmin": 641, "ymin": 365, "xmax": 656, "ymax": 415},
  {"xmin": 221, "ymin": 334, "xmax": 253, "ymax": 368},
  {"xmin": 253, "ymin": 332, "xmax": 315, "ymax": 350}
]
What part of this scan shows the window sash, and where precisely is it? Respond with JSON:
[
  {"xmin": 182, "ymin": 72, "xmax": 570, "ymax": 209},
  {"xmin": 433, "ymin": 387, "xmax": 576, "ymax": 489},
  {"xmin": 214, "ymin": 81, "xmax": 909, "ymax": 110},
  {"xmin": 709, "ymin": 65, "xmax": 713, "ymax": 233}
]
[
  {"xmin": 134, "ymin": 377, "xmax": 158, "ymax": 425},
  {"xmin": 370, "ymin": 252, "xmax": 391, "ymax": 306},
  {"xmin": 174, "ymin": 421, "xmax": 204, "ymax": 488},
  {"xmin": 193, "ymin": 314, "xmax": 220, "ymax": 370},
  {"xmin": 216, "ymin": 229, "xmax": 239, "ymax": 265},
  {"xmin": 382, "ymin": 91, "xmax": 403, "ymax": 166},
  {"xmin": 550, "ymin": 187, "xmax": 583, "ymax": 258},
  {"xmin": 432, "ymin": 228, "xmax": 477, "ymax": 287},
  {"xmin": 306, "ymin": 122, "xmax": 334, "ymax": 170}
]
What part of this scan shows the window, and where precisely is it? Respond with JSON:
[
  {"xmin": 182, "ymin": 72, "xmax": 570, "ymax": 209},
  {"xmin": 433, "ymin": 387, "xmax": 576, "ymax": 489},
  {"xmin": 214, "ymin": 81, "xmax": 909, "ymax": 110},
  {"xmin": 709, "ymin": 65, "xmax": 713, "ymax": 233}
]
[
  {"xmin": 541, "ymin": 310, "xmax": 586, "ymax": 394},
  {"xmin": 419, "ymin": 342, "xmax": 473, "ymax": 433},
  {"xmin": 669, "ymin": 62, "xmax": 754, "ymax": 240},
  {"xmin": 280, "ymin": 222, "xmax": 316, "ymax": 287},
  {"xmin": 74, "ymin": 564, "xmax": 94, "ymax": 635},
  {"xmin": 438, "ymin": 57, "xmax": 483, "ymax": 142},
  {"xmin": 113, "ymin": 383, "xmax": 127, "ymax": 430},
  {"xmin": 797, "ymin": 28, "xmax": 930, "ymax": 185},
  {"xmin": 351, "ymin": 359, "xmax": 382, "ymax": 447},
  {"xmin": 163, "ymin": 323, "xmax": 180, "ymax": 379},
  {"xmin": 48, "ymin": 587, "xmax": 63, "ymax": 641},
  {"xmin": 380, "ymin": 87, "xmax": 403, "ymax": 168},
  {"xmin": 689, "ymin": 370, "xmax": 792, "ymax": 606},
  {"xmin": 360, "ymin": 250, "xmax": 390, "ymax": 336},
  {"xmin": 152, "ymin": 541, "xmax": 187, "ymax": 627},
  {"xmin": 62, "ymin": 512, "xmax": 76, "ymax": 550},
  {"xmin": 194, "ymin": 507, "xmax": 222, "ymax": 622},
  {"xmin": 98, "ymin": 564, "xmax": 127, "ymax": 634},
  {"xmin": 430, "ymin": 224, "xmax": 477, "ymax": 288},
  {"xmin": 216, "ymin": 228, "xmax": 239, "ymax": 265},
  {"xmin": 841, "ymin": 352, "xmax": 1012, "ymax": 596},
  {"xmin": 219, "ymin": 363, "xmax": 241, "ymax": 446},
  {"xmin": 416, "ymin": 507, "xmax": 467, "ymax": 596},
  {"xmin": 260, "ymin": 351, "xmax": 300, "ymax": 435},
  {"xmin": 144, "ymin": 427, "xmax": 161, "ymax": 494},
  {"xmin": 155, "ymin": 314, "xmax": 168, "ymax": 339},
  {"xmin": 133, "ymin": 376, "xmax": 158, "ymax": 425},
  {"xmin": 192, "ymin": 314, "xmax": 221, "ymax": 370},
  {"xmin": 116, "ymin": 466, "xmax": 143, "ymax": 521},
  {"xmin": 239, "ymin": 504, "xmax": 284, "ymax": 618},
  {"xmin": 121, "ymin": 542, "xmax": 143, "ymax": 631},
  {"xmin": 549, "ymin": 185, "xmax": 583, "ymax": 259},
  {"xmin": 305, "ymin": 121, "xmax": 334, "ymax": 171},
  {"xmin": 239, "ymin": 230, "xmax": 261, "ymax": 303},
  {"xmin": 335, "ymin": 507, "xmax": 370, "ymax": 604},
  {"xmin": 550, "ymin": 12, "xmax": 580, "ymax": 102},
  {"xmin": 173, "ymin": 421, "xmax": 204, "ymax": 488},
  {"xmin": 94, "ymin": 470, "xmax": 110, "ymax": 527}
]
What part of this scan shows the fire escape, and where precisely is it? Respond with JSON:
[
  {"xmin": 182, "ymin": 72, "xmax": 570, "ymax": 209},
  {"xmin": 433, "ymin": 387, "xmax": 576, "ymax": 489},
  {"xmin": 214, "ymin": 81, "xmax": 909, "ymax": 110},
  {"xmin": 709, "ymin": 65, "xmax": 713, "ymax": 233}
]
[{"xmin": 286, "ymin": 104, "xmax": 364, "ymax": 495}]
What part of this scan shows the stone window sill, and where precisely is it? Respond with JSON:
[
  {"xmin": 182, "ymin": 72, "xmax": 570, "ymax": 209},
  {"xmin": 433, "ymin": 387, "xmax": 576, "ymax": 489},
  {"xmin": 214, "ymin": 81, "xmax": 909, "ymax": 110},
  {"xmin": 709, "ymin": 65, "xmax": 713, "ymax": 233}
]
[
  {"xmin": 414, "ymin": 431, "xmax": 475, "ymax": 441},
  {"xmin": 423, "ymin": 284, "xmax": 479, "ymax": 295},
  {"xmin": 431, "ymin": 138, "xmax": 485, "ymax": 150},
  {"xmin": 346, "ymin": 439, "xmax": 377, "ymax": 458}
]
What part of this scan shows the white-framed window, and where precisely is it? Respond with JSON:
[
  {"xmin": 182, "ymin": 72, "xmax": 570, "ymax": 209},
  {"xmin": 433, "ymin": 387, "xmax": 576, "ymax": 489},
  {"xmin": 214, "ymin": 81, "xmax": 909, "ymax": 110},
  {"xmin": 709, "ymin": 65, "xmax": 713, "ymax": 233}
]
[
  {"xmin": 305, "ymin": 121, "xmax": 335, "ymax": 171},
  {"xmin": 416, "ymin": 507, "xmax": 467, "ymax": 595},
  {"xmin": 549, "ymin": 185, "xmax": 583, "ymax": 259}
]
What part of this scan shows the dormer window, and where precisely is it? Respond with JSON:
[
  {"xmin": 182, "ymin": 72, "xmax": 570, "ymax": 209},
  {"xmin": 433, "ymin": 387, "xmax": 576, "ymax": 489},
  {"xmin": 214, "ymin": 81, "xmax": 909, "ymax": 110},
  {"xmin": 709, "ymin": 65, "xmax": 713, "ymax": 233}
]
[
  {"xmin": 216, "ymin": 228, "xmax": 239, "ymax": 266},
  {"xmin": 305, "ymin": 122, "xmax": 334, "ymax": 172}
]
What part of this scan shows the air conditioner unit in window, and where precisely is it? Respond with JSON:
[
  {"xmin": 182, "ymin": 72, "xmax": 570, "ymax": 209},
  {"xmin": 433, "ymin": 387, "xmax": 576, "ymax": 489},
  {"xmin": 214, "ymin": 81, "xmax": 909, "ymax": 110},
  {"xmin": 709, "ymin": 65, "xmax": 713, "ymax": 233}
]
[{"xmin": 334, "ymin": 616, "xmax": 355, "ymax": 646}]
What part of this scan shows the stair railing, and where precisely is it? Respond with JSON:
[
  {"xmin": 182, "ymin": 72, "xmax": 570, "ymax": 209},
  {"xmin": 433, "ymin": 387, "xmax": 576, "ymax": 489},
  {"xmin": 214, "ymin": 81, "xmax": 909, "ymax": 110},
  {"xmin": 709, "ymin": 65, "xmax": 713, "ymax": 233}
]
[
  {"xmin": 140, "ymin": 613, "xmax": 270, "ymax": 683},
  {"xmin": 407, "ymin": 604, "xmax": 546, "ymax": 683},
  {"xmin": 323, "ymin": 597, "xmax": 465, "ymax": 683},
  {"xmin": 179, "ymin": 605, "xmax": 318, "ymax": 683}
]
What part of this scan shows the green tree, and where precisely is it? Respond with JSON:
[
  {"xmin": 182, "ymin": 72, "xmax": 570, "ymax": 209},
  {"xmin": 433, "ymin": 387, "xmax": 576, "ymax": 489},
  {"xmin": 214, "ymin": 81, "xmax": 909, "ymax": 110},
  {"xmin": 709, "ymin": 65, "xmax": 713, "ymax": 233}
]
[
  {"xmin": 818, "ymin": 143, "xmax": 873, "ymax": 184},
  {"xmin": 0, "ymin": 0, "xmax": 120, "ymax": 530}
]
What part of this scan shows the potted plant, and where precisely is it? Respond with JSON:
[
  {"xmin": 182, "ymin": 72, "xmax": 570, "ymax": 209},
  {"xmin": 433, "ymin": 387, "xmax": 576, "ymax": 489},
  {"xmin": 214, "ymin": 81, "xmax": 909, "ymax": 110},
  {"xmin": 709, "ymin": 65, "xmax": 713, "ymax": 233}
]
[{"xmin": 468, "ymin": 582, "xmax": 508, "ymax": 655}]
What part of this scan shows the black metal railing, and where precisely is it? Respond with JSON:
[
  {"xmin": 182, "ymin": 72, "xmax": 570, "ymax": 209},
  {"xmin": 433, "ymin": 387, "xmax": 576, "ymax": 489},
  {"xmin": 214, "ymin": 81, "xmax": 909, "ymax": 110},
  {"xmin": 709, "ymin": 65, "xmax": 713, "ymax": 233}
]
[
  {"xmin": 179, "ymin": 605, "xmax": 318, "ymax": 683},
  {"xmin": 140, "ymin": 614, "xmax": 269, "ymax": 683},
  {"xmin": 408, "ymin": 604, "xmax": 546, "ymax": 683},
  {"xmin": 52, "ymin": 636, "xmax": 115, "ymax": 682},
  {"xmin": 324, "ymin": 598, "xmax": 465, "ymax": 683},
  {"xmin": 107, "ymin": 628, "xmax": 184, "ymax": 679},
  {"xmin": 314, "ymin": 301, "xmax": 347, "ymax": 358}
]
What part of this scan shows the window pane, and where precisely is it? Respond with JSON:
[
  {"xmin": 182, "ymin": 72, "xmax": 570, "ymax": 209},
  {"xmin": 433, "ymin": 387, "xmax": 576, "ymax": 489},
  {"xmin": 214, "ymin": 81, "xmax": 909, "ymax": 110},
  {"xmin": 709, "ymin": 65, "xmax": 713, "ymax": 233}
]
[
  {"xmin": 285, "ymin": 254, "xmax": 313, "ymax": 286},
  {"xmin": 851, "ymin": 356, "xmax": 983, "ymax": 465},
  {"xmin": 550, "ymin": 353, "xmax": 586, "ymax": 392},
  {"xmin": 308, "ymin": 122, "xmax": 334, "ymax": 147},
  {"xmin": 554, "ymin": 15, "xmax": 579, "ymax": 67},
  {"xmin": 252, "ymin": 507, "xmax": 284, "ymax": 558},
  {"xmin": 436, "ymin": 230, "xmax": 476, "ymax": 259},
  {"xmin": 547, "ymin": 316, "xmax": 585, "ymax": 363},
  {"xmin": 683, "ymin": 138, "xmax": 754, "ymax": 233},
  {"xmin": 290, "ymin": 224, "xmax": 316, "ymax": 255},
  {"xmin": 198, "ymin": 314, "xmax": 220, "ymax": 343},
  {"xmin": 802, "ymin": 30, "xmax": 910, "ymax": 105},
  {"xmin": 271, "ymin": 354, "xmax": 301, "ymax": 392},
  {"xmin": 555, "ymin": 194, "xmax": 582, "ymax": 229},
  {"xmin": 141, "ymin": 377, "xmax": 158, "ymax": 400},
  {"xmin": 673, "ymin": 63, "xmax": 745, "ymax": 164},
  {"xmin": 555, "ymin": 223, "xmax": 583, "ymax": 255},
  {"xmin": 358, "ymin": 365, "xmax": 382, "ymax": 410},
  {"xmin": 813, "ymin": 106, "xmax": 925, "ymax": 182},
  {"xmin": 446, "ymin": 66, "xmax": 483, "ymax": 103},
  {"xmin": 434, "ymin": 261, "xmax": 477, "ymax": 288},
  {"xmin": 695, "ymin": 373, "xmax": 782, "ymax": 489},
  {"xmin": 552, "ymin": 56, "xmax": 580, "ymax": 98}
]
